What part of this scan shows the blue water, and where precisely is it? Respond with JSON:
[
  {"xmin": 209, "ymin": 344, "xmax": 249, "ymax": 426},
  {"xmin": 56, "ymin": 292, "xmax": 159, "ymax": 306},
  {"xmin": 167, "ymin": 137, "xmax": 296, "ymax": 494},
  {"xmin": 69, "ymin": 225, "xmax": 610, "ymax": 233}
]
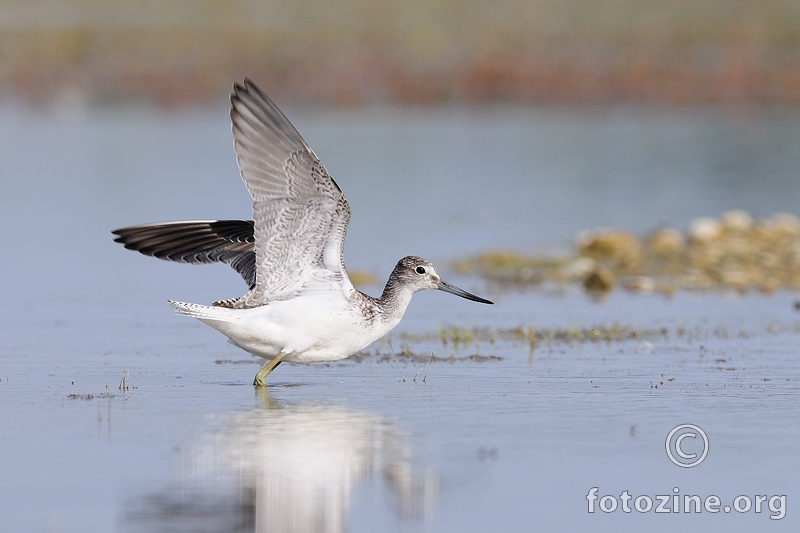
[{"xmin": 0, "ymin": 103, "xmax": 799, "ymax": 532}]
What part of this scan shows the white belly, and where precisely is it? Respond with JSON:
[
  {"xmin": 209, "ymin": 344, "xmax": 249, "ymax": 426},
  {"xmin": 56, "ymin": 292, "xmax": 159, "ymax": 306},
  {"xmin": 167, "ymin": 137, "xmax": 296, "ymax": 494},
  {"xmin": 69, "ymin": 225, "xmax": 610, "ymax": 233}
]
[{"xmin": 194, "ymin": 293, "xmax": 391, "ymax": 364}]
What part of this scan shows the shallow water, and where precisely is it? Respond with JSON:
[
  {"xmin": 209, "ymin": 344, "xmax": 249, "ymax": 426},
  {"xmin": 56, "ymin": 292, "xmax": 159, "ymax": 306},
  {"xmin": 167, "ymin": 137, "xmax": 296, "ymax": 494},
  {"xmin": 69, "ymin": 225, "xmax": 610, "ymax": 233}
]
[{"xmin": 1, "ymin": 104, "xmax": 799, "ymax": 532}]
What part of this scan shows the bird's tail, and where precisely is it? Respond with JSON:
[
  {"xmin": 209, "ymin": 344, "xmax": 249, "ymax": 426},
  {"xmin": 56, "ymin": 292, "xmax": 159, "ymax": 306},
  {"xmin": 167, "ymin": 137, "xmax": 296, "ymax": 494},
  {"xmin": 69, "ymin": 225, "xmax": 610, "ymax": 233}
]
[{"xmin": 167, "ymin": 300, "xmax": 236, "ymax": 321}]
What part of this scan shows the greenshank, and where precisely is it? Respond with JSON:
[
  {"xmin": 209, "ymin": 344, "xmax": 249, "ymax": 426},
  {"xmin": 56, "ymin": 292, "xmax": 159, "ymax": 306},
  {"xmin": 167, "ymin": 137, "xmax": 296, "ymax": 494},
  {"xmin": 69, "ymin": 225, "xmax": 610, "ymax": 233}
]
[{"xmin": 112, "ymin": 79, "xmax": 492, "ymax": 385}]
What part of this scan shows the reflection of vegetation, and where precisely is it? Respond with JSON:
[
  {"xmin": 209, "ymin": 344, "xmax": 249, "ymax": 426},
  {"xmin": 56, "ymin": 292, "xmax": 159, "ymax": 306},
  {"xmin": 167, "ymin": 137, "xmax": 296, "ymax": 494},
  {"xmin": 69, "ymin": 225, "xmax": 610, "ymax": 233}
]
[
  {"xmin": 4, "ymin": 1, "xmax": 800, "ymax": 105},
  {"xmin": 456, "ymin": 211, "xmax": 800, "ymax": 295}
]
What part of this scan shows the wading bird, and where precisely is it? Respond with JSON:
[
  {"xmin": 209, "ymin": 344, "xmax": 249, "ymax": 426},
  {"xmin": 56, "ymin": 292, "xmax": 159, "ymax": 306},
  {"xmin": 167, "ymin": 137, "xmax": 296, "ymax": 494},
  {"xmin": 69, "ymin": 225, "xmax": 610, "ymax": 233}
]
[{"xmin": 113, "ymin": 79, "xmax": 492, "ymax": 385}]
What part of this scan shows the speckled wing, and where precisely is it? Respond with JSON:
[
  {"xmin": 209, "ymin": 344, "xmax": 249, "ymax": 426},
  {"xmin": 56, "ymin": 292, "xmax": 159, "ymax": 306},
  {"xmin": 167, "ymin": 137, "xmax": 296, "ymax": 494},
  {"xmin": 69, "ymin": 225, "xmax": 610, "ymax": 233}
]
[
  {"xmin": 231, "ymin": 79, "xmax": 352, "ymax": 307},
  {"xmin": 112, "ymin": 220, "xmax": 257, "ymax": 288}
]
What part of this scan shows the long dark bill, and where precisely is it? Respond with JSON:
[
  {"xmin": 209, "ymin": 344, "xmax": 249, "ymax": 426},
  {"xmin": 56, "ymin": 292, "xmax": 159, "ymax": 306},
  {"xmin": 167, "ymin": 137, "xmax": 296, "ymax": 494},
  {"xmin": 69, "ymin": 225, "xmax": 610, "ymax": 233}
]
[{"xmin": 436, "ymin": 280, "xmax": 493, "ymax": 304}]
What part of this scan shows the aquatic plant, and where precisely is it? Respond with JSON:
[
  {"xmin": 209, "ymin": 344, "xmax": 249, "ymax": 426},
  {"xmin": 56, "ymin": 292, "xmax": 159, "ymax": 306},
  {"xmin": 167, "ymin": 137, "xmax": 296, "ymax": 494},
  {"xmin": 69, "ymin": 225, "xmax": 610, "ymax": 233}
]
[{"xmin": 456, "ymin": 210, "xmax": 800, "ymax": 295}]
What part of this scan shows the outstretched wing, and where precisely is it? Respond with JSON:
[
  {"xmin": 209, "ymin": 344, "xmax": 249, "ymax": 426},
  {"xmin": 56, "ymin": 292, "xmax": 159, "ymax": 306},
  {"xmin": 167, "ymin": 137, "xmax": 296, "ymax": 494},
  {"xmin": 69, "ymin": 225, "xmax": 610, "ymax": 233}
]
[
  {"xmin": 231, "ymin": 79, "xmax": 352, "ymax": 306},
  {"xmin": 112, "ymin": 220, "xmax": 257, "ymax": 288}
]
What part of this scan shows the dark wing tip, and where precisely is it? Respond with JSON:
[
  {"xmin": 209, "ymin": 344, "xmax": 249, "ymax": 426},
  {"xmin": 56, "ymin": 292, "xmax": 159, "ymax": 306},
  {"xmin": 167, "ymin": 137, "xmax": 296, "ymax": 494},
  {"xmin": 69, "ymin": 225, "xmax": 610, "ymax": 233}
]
[
  {"xmin": 231, "ymin": 77, "xmax": 260, "ymax": 106},
  {"xmin": 110, "ymin": 221, "xmax": 257, "ymax": 288},
  {"xmin": 230, "ymin": 80, "xmax": 249, "ymax": 112},
  {"xmin": 111, "ymin": 228, "xmax": 128, "ymax": 244},
  {"xmin": 231, "ymin": 79, "xmax": 245, "ymax": 97},
  {"xmin": 229, "ymin": 77, "xmax": 313, "ymax": 154},
  {"xmin": 243, "ymin": 78, "xmax": 270, "ymax": 102}
]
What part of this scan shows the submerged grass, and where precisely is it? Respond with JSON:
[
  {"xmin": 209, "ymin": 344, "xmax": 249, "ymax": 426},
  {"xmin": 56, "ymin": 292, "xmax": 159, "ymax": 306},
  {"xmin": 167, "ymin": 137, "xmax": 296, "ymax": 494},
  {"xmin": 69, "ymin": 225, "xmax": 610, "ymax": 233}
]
[
  {"xmin": 373, "ymin": 320, "xmax": 800, "ymax": 361},
  {"xmin": 66, "ymin": 392, "xmax": 116, "ymax": 401},
  {"xmin": 401, "ymin": 323, "xmax": 668, "ymax": 350}
]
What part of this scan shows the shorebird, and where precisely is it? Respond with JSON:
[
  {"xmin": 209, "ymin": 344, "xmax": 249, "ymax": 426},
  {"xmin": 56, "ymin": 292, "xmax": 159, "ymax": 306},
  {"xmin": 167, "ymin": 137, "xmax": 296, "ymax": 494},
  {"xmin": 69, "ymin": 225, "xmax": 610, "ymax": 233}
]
[{"xmin": 112, "ymin": 79, "xmax": 492, "ymax": 385}]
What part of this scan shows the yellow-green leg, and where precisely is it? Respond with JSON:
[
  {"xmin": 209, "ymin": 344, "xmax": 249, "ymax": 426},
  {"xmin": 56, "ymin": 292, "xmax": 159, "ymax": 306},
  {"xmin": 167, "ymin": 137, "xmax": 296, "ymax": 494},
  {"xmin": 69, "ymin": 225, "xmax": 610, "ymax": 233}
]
[{"xmin": 253, "ymin": 353, "xmax": 285, "ymax": 386}]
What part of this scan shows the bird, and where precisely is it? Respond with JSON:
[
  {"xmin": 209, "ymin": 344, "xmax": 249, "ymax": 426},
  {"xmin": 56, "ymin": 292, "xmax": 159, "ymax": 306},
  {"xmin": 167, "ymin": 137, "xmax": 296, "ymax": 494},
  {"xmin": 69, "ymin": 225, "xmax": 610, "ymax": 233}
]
[{"xmin": 112, "ymin": 78, "xmax": 493, "ymax": 385}]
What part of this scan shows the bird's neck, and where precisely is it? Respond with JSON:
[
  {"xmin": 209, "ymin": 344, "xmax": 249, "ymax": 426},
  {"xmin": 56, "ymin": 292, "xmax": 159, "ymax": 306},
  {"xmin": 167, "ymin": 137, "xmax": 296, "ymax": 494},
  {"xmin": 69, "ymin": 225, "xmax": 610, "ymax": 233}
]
[{"xmin": 376, "ymin": 272, "xmax": 415, "ymax": 322}]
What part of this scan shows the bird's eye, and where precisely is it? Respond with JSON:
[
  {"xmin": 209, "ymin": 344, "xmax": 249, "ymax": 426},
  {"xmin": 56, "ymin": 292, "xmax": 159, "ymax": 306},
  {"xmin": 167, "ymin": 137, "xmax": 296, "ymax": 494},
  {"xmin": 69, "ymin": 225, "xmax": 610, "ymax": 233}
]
[{"xmin": 415, "ymin": 266, "xmax": 426, "ymax": 275}]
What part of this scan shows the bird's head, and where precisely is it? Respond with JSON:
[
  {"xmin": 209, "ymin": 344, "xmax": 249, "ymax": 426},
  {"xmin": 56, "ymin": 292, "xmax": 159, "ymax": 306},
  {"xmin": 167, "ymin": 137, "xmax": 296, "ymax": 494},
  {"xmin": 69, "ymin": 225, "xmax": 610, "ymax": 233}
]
[{"xmin": 390, "ymin": 256, "xmax": 493, "ymax": 304}]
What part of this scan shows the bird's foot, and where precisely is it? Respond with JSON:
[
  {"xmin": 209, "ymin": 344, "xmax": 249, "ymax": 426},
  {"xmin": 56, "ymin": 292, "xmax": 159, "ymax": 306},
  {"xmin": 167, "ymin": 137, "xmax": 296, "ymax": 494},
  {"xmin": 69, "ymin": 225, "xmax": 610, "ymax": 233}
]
[{"xmin": 253, "ymin": 353, "xmax": 285, "ymax": 386}]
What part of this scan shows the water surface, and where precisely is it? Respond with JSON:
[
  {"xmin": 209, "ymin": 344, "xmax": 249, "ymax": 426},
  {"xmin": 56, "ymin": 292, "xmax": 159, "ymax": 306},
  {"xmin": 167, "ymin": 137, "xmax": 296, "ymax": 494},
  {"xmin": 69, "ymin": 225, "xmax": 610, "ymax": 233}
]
[{"xmin": 0, "ymin": 104, "xmax": 798, "ymax": 532}]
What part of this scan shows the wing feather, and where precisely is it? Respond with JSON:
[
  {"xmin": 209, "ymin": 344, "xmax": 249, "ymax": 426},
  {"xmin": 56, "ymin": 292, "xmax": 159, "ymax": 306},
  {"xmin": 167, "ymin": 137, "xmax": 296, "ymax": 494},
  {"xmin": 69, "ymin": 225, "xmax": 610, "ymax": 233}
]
[
  {"xmin": 112, "ymin": 221, "xmax": 256, "ymax": 288},
  {"xmin": 230, "ymin": 79, "xmax": 352, "ymax": 306},
  {"xmin": 111, "ymin": 79, "xmax": 353, "ymax": 305}
]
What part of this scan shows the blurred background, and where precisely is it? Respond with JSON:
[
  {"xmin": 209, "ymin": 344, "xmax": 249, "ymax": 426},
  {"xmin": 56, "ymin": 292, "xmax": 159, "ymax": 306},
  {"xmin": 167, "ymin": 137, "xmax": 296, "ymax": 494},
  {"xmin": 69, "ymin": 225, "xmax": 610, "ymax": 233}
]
[
  {"xmin": 3, "ymin": 3, "xmax": 800, "ymax": 533},
  {"xmin": 2, "ymin": 0, "xmax": 799, "ymax": 292},
  {"xmin": 2, "ymin": 0, "xmax": 800, "ymax": 107}
]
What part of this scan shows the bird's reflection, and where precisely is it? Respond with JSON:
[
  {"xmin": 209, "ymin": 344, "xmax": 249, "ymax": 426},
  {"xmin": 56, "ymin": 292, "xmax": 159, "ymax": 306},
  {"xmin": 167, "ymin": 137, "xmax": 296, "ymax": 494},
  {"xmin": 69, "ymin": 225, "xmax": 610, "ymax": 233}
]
[{"xmin": 124, "ymin": 390, "xmax": 438, "ymax": 533}]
